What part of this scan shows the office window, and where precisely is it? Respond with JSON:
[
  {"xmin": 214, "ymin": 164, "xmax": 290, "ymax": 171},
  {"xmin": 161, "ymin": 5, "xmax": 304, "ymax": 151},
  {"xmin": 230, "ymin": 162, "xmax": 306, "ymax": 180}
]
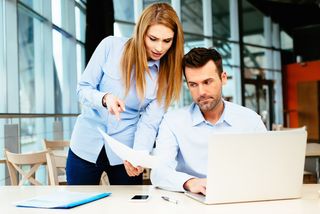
[
  {"xmin": 75, "ymin": 4, "xmax": 85, "ymax": 42},
  {"xmin": 52, "ymin": 0, "xmax": 62, "ymax": 27},
  {"xmin": 114, "ymin": 0, "xmax": 135, "ymax": 22},
  {"xmin": 143, "ymin": 0, "xmax": 170, "ymax": 8},
  {"xmin": 281, "ymin": 30, "xmax": 293, "ymax": 50},
  {"xmin": 213, "ymin": 39, "xmax": 240, "ymax": 103},
  {"xmin": 0, "ymin": 0, "xmax": 84, "ymax": 185},
  {"xmin": 19, "ymin": 0, "xmax": 44, "ymax": 15},
  {"xmin": 243, "ymin": 45, "xmax": 268, "ymax": 71},
  {"xmin": 52, "ymin": 29, "xmax": 77, "ymax": 114},
  {"xmin": 75, "ymin": 2, "xmax": 86, "ymax": 86},
  {"xmin": 114, "ymin": 0, "xmax": 135, "ymax": 38},
  {"xmin": 181, "ymin": 0, "xmax": 203, "ymax": 34},
  {"xmin": 0, "ymin": 1, "xmax": 4, "ymax": 186},
  {"xmin": 76, "ymin": 44, "xmax": 85, "ymax": 81},
  {"xmin": 0, "ymin": 0, "xmax": 5, "ymax": 113},
  {"xmin": 18, "ymin": 6, "xmax": 51, "ymax": 156},
  {"xmin": 212, "ymin": 0, "xmax": 230, "ymax": 39},
  {"xmin": 114, "ymin": 22, "xmax": 134, "ymax": 38},
  {"xmin": 242, "ymin": 0, "xmax": 265, "ymax": 46},
  {"xmin": 184, "ymin": 33, "xmax": 206, "ymax": 52},
  {"xmin": 75, "ymin": 0, "xmax": 86, "ymax": 3},
  {"xmin": 52, "ymin": 29, "xmax": 63, "ymax": 114},
  {"xmin": 52, "ymin": 0, "xmax": 76, "ymax": 35},
  {"xmin": 18, "ymin": 7, "xmax": 45, "ymax": 114}
]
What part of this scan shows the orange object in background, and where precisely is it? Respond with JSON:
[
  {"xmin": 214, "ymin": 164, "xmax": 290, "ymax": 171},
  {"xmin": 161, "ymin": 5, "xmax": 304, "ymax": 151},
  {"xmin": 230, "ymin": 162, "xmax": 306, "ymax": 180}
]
[{"xmin": 284, "ymin": 60, "xmax": 320, "ymax": 128}]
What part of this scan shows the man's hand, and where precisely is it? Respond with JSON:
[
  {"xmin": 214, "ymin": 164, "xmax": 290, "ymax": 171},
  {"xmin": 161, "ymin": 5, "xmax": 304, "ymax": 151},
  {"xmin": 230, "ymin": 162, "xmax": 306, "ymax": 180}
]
[
  {"xmin": 102, "ymin": 93, "xmax": 125, "ymax": 120},
  {"xmin": 183, "ymin": 178, "xmax": 207, "ymax": 195},
  {"xmin": 124, "ymin": 160, "xmax": 144, "ymax": 177}
]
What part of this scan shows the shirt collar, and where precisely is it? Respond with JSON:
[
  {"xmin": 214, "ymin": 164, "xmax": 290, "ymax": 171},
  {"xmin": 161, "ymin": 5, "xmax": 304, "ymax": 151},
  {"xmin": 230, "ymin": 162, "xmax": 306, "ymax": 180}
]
[
  {"xmin": 190, "ymin": 99, "xmax": 233, "ymax": 127},
  {"xmin": 190, "ymin": 103, "xmax": 206, "ymax": 126},
  {"xmin": 221, "ymin": 100, "xmax": 233, "ymax": 126},
  {"xmin": 147, "ymin": 59, "xmax": 160, "ymax": 71}
]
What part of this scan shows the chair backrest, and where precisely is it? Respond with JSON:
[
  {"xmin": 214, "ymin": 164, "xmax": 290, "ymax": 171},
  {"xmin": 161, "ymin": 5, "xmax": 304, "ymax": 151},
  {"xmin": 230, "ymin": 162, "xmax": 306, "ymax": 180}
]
[
  {"xmin": 45, "ymin": 149, "xmax": 59, "ymax": 185},
  {"xmin": 5, "ymin": 149, "xmax": 57, "ymax": 186},
  {"xmin": 43, "ymin": 139, "xmax": 70, "ymax": 150},
  {"xmin": 42, "ymin": 139, "xmax": 69, "ymax": 185},
  {"xmin": 42, "ymin": 139, "xmax": 110, "ymax": 185}
]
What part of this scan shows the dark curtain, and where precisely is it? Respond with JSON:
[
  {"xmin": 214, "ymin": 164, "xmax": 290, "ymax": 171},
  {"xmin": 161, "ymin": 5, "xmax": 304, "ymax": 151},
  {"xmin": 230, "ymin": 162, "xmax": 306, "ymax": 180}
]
[{"xmin": 85, "ymin": 0, "xmax": 114, "ymax": 64}]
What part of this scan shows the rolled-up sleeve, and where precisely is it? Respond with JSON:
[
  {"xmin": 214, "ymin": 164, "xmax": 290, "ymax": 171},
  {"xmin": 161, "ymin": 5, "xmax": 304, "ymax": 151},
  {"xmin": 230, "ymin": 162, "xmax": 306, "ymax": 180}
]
[{"xmin": 77, "ymin": 37, "xmax": 111, "ymax": 109}]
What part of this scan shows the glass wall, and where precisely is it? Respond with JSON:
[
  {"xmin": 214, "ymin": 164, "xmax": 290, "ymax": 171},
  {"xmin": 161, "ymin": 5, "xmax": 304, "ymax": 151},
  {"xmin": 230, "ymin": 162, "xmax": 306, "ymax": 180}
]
[
  {"xmin": 0, "ymin": 1, "xmax": 5, "ymax": 113},
  {"xmin": 0, "ymin": 0, "xmax": 5, "ymax": 185},
  {"xmin": 242, "ymin": 0, "xmax": 283, "ymax": 128},
  {"xmin": 0, "ymin": 0, "xmax": 85, "ymax": 185},
  {"xmin": 113, "ymin": 0, "xmax": 135, "ymax": 37},
  {"xmin": 0, "ymin": 0, "xmax": 290, "ymax": 184},
  {"xmin": 212, "ymin": 0, "xmax": 230, "ymax": 39},
  {"xmin": 182, "ymin": 0, "xmax": 241, "ymax": 106},
  {"xmin": 18, "ymin": 8, "xmax": 42, "ymax": 114},
  {"xmin": 75, "ymin": 1, "xmax": 86, "ymax": 90},
  {"xmin": 181, "ymin": 0, "xmax": 203, "ymax": 35},
  {"xmin": 242, "ymin": 0, "xmax": 265, "ymax": 46},
  {"xmin": 280, "ymin": 30, "xmax": 293, "ymax": 50}
]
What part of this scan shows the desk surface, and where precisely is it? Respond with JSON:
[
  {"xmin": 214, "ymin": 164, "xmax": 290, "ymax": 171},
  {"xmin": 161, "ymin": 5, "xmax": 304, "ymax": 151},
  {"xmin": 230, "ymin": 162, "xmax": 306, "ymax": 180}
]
[
  {"xmin": 306, "ymin": 143, "xmax": 320, "ymax": 157},
  {"xmin": 1, "ymin": 184, "xmax": 320, "ymax": 214}
]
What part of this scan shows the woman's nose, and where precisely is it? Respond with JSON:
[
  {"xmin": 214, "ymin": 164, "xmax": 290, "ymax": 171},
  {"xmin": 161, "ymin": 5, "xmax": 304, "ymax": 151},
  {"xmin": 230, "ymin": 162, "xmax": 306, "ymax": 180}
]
[{"xmin": 154, "ymin": 42, "xmax": 163, "ymax": 52}]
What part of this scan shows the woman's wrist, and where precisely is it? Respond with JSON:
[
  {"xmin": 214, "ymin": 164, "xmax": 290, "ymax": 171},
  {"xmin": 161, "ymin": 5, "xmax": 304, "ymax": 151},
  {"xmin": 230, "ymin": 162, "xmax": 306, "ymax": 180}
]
[{"xmin": 102, "ymin": 93, "xmax": 110, "ymax": 108}]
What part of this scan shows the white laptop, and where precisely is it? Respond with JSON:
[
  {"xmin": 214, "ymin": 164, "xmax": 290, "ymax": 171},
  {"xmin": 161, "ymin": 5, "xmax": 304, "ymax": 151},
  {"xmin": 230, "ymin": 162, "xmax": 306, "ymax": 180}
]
[{"xmin": 185, "ymin": 129, "xmax": 307, "ymax": 204}]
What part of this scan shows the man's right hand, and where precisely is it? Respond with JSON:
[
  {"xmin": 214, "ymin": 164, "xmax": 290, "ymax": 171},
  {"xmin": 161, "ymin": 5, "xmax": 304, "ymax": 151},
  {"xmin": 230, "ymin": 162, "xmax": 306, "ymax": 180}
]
[{"xmin": 183, "ymin": 178, "xmax": 207, "ymax": 195}]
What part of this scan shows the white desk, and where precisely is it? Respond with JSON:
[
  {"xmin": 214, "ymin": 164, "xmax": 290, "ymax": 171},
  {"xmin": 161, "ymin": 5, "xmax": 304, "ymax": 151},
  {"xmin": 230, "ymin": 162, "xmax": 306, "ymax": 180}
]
[{"xmin": 1, "ymin": 185, "xmax": 320, "ymax": 214}]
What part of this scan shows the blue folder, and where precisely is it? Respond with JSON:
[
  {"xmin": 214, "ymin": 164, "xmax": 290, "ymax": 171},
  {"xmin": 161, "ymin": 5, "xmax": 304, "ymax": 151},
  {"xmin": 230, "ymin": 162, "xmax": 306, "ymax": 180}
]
[{"xmin": 15, "ymin": 191, "xmax": 111, "ymax": 209}]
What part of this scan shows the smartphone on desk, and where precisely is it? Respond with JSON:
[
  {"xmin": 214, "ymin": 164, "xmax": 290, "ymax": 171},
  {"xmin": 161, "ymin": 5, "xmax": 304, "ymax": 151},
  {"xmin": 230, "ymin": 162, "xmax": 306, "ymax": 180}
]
[{"xmin": 129, "ymin": 195, "xmax": 150, "ymax": 202}]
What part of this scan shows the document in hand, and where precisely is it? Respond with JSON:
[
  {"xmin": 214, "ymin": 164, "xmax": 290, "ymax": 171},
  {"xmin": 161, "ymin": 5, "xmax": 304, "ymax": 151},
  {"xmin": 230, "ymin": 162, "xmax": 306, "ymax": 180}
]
[
  {"xmin": 98, "ymin": 128, "xmax": 158, "ymax": 168},
  {"xmin": 15, "ymin": 191, "xmax": 111, "ymax": 209}
]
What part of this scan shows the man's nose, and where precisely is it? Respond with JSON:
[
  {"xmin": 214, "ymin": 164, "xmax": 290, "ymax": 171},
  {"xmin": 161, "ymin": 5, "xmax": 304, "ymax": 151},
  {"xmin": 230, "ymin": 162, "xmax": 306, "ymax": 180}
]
[{"xmin": 198, "ymin": 84, "xmax": 205, "ymax": 95}]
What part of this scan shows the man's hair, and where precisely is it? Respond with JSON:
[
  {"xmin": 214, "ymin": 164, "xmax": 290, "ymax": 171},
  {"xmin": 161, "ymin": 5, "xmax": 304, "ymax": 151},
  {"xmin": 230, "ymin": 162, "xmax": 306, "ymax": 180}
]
[{"xmin": 182, "ymin": 47, "xmax": 223, "ymax": 79}]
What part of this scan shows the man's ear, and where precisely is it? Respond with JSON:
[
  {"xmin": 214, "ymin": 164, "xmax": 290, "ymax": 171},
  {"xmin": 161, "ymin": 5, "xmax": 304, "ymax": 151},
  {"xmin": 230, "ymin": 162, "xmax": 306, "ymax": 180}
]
[{"xmin": 221, "ymin": 71, "xmax": 227, "ymax": 85}]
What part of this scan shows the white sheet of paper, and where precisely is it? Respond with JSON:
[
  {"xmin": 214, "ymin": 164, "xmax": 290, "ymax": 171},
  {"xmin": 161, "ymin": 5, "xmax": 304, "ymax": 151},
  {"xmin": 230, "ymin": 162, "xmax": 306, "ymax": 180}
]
[{"xmin": 98, "ymin": 128, "xmax": 158, "ymax": 168}]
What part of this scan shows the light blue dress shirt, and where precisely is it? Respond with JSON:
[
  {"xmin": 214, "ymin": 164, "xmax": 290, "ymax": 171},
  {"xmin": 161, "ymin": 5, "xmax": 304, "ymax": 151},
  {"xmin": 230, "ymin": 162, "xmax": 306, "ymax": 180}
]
[
  {"xmin": 150, "ymin": 100, "xmax": 267, "ymax": 192},
  {"xmin": 70, "ymin": 36, "xmax": 165, "ymax": 165}
]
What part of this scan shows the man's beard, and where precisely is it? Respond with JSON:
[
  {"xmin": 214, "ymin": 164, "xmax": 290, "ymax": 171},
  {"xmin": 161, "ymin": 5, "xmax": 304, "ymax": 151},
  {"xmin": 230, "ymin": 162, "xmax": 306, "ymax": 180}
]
[{"xmin": 197, "ymin": 96, "xmax": 221, "ymax": 112}]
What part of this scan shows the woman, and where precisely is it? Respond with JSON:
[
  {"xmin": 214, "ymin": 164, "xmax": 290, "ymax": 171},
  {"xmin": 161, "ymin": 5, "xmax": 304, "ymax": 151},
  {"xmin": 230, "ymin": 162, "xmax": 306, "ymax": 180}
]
[{"xmin": 66, "ymin": 3, "xmax": 184, "ymax": 185}]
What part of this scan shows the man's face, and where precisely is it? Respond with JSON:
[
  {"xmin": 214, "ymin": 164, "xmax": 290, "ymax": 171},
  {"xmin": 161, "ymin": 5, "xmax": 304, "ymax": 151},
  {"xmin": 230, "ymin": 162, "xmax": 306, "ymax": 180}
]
[{"xmin": 185, "ymin": 60, "xmax": 227, "ymax": 112}]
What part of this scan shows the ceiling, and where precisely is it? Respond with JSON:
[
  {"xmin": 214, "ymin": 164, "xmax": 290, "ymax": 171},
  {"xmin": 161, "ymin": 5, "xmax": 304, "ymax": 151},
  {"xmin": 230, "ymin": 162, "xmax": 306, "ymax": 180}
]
[
  {"xmin": 248, "ymin": 0, "xmax": 320, "ymax": 61},
  {"xmin": 248, "ymin": 0, "xmax": 320, "ymax": 36},
  {"xmin": 178, "ymin": 0, "xmax": 320, "ymax": 61}
]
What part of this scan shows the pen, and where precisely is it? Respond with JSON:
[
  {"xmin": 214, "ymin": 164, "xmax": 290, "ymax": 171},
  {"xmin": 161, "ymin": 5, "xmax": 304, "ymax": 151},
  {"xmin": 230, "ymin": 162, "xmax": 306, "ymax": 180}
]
[{"xmin": 161, "ymin": 196, "xmax": 178, "ymax": 204}]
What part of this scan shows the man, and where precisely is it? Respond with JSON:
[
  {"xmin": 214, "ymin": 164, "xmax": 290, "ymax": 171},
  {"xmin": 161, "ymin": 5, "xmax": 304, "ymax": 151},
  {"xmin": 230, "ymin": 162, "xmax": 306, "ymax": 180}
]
[{"xmin": 150, "ymin": 47, "xmax": 267, "ymax": 195}]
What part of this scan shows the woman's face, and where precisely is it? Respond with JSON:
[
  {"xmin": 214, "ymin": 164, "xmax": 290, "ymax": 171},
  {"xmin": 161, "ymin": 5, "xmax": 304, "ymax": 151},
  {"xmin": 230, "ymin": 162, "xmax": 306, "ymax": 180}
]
[{"xmin": 144, "ymin": 24, "xmax": 174, "ymax": 61}]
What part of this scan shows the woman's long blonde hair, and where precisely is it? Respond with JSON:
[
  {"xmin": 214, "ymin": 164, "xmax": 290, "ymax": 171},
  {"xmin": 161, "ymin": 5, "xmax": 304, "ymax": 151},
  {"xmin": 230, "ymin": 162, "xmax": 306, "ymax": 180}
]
[{"xmin": 121, "ymin": 3, "xmax": 184, "ymax": 110}]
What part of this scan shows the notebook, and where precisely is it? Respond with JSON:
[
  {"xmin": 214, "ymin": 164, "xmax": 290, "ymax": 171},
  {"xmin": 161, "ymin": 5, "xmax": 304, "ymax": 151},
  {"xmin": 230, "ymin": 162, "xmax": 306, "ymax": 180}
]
[{"xmin": 185, "ymin": 129, "xmax": 307, "ymax": 204}]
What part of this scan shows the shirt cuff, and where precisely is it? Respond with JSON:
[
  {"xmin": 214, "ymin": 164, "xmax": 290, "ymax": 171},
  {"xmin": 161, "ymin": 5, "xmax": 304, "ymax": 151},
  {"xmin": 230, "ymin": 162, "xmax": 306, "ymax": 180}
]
[{"xmin": 93, "ymin": 91, "xmax": 107, "ymax": 108}]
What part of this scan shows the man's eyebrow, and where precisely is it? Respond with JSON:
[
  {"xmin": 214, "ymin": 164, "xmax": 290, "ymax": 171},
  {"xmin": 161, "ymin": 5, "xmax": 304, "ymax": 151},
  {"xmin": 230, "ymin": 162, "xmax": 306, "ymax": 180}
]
[
  {"xmin": 188, "ymin": 78, "xmax": 213, "ymax": 84},
  {"xmin": 187, "ymin": 80, "xmax": 197, "ymax": 84}
]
